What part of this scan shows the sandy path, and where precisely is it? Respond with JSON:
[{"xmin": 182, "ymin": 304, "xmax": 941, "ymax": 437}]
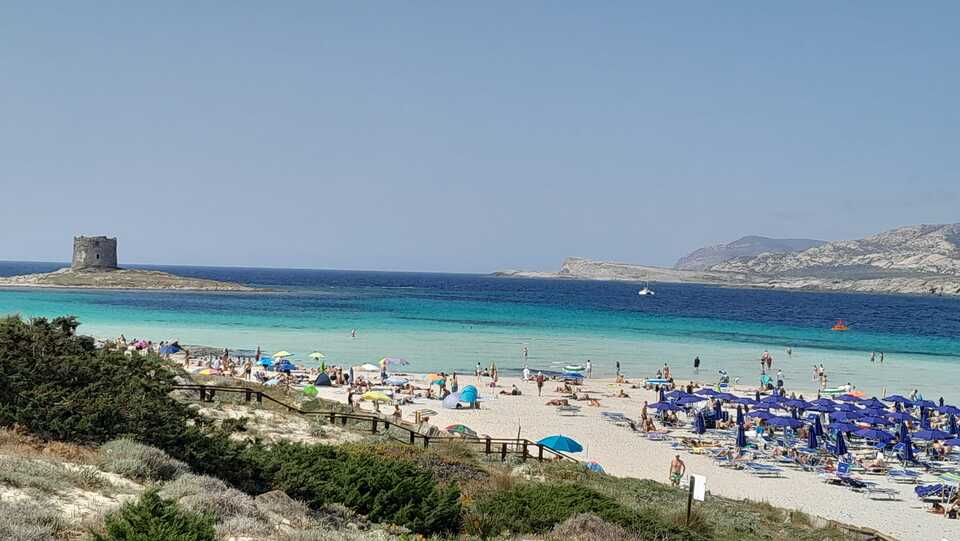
[{"xmin": 313, "ymin": 374, "xmax": 959, "ymax": 541}]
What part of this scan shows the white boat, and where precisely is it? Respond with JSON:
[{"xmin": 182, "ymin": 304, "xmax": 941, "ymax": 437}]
[{"xmin": 637, "ymin": 282, "xmax": 655, "ymax": 296}]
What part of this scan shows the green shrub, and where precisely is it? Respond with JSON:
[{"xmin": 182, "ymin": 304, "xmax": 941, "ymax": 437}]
[
  {"xmin": 98, "ymin": 439, "xmax": 189, "ymax": 482},
  {"xmin": 467, "ymin": 482, "xmax": 700, "ymax": 540},
  {"xmin": 248, "ymin": 441, "xmax": 461, "ymax": 536},
  {"xmin": 92, "ymin": 488, "xmax": 216, "ymax": 541}
]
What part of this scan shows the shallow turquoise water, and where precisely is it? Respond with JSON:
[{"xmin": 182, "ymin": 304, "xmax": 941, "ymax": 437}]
[{"xmin": 2, "ymin": 262, "xmax": 959, "ymax": 401}]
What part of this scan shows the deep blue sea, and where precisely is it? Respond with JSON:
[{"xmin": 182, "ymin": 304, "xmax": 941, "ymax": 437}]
[{"xmin": 2, "ymin": 261, "xmax": 959, "ymax": 400}]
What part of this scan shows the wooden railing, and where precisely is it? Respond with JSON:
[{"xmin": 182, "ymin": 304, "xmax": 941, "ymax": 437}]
[{"xmin": 171, "ymin": 384, "xmax": 576, "ymax": 463}]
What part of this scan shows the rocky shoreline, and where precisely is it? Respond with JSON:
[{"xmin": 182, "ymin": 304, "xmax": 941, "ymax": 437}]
[{"xmin": 0, "ymin": 267, "xmax": 255, "ymax": 292}]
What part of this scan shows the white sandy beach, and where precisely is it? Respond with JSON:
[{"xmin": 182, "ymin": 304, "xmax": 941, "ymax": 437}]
[{"xmin": 310, "ymin": 373, "xmax": 960, "ymax": 541}]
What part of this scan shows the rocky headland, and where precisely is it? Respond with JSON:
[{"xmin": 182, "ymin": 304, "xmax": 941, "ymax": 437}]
[{"xmin": 496, "ymin": 223, "xmax": 960, "ymax": 296}]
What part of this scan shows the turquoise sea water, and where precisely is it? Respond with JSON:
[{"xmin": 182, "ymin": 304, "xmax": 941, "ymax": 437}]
[{"xmin": 2, "ymin": 261, "xmax": 959, "ymax": 402}]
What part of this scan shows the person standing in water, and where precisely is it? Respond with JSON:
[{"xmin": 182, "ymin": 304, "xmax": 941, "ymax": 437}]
[
  {"xmin": 351, "ymin": 329, "xmax": 357, "ymax": 338},
  {"xmin": 616, "ymin": 360, "xmax": 621, "ymax": 377},
  {"xmin": 870, "ymin": 352, "xmax": 875, "ymax": 363},
  {"xmin": 586, "ymin": 359, "xmax": 592, "ymax": 378},
  {"xmin": 693, "ymin": 356, "xmax": 701, "ymax": 374},
  {"xmin": 880, "ymin": 352, "xmax": 884, "ymax": 364}
]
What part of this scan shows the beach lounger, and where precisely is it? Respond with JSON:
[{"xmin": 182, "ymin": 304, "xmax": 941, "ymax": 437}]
[
  {"xmin": 556, "ymin": 405, "xmax": 582, "ymax": 417},
  {"xmin": 886, "ymin": 469, "xmax": 921, "ymax": 484},
  {"xmin": 744, "ymin": 462, "xmax": 784, "ymax": 478}
]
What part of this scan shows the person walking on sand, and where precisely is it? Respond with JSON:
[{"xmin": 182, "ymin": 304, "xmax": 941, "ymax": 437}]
[
  {"xmin": 669, "ymin": 454, "xmax": 686, "ymax": 487},
  {"xmin": 535, "ymin": 371, "xmax": 545, "ymax": 396}
]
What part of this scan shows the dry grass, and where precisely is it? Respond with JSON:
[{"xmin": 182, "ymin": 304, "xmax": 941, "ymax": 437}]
[
  {"xmin": 0, "ymin": 499, "xmax": 65, "ymax": 541},
  {"xmin": 0, "ymin": 427, "xmax": 96, "ymax": 464},
  {"xmin": 546, "ymin": 513, "xmax": 633, "ymax": 541},
  {"xmin": 0, "ymin": 455, "xmax": 112, "ymax": 495}
]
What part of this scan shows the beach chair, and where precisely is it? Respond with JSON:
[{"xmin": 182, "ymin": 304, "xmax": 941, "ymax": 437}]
[
  {"xmin": 557, "ymin": 405, "xmax": 582, "ymax": 417},
  {"xmin": 823, "ymin": 463, "xmax": 899, "ymax": 500},
  {"xmin": 886, "ymin": 469, "xmax": 921, "ymax": 484}
]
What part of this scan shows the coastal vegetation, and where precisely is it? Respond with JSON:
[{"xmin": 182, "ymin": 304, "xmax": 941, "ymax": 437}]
[{"xmin": 0, "ymin": 315, "xmax": 864, "ymax": 540}]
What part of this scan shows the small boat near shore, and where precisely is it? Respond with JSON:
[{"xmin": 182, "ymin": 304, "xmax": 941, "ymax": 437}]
[
  {"xmin": 831, "ymin": 319, "xmax": 849, "ymax": 331},
  {"xmin": 638, "ymin": 282, "xmax": 655, "ymax": 296}
]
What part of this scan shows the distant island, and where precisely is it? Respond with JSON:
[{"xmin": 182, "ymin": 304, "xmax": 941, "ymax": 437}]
[
  {"xmin": 0, "ymin": 236, "xmax": 253, "ymax": 291},
  {"xmin": 496, "ymin": 223, "xmax": 960, "ymax": 296}
]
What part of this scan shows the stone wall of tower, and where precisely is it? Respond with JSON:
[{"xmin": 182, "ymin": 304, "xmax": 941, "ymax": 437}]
[{"xmin": 71, "ymin": 236, "xmax": 118, "ymax": 270}]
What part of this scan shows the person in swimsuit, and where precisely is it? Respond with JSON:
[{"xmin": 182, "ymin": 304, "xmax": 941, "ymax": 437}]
[{"xmin": 669, "ymin": 454, "xmax": 686, "ymax": 487}]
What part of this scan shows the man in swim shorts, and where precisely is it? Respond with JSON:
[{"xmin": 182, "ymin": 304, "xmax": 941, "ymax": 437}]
[{"xmin": 669, "ymin": 454, "xmax": 686, "ymax": 487}]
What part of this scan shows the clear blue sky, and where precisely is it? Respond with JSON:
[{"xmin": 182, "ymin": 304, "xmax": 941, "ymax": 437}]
[{"xmin": 1, "ymin": 2, "xmax": 957, "ymax": 272}]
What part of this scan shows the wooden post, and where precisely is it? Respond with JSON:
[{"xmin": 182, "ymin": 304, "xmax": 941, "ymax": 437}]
[
  {"xmin": 208, "ymin": 389, "xmax": 215, "ymax": 401},
  {"xmin": 329, "ymin": 412, "xmax": 336, "ymax": 424},
  {"xmin": 686, "ymin": 477, "xmax": 695, "ymax": 526},
  {"xmin": 409, "ymin": 430, "xmax": 416, "ymax": 444},
  {"xmin": 371, "ymin": 419, "xmax": 378, "ymax": 434},
  {"xmin": 500, "ymin": 442, "xmax": 507, "ymax": 461},
  {"xmin": 423, "ymin": 436, "xmax": 430, "ymax": 448},
  {"xmin": 522, "ymin": 441, "xmax": 528, "ymax": 461},
  {"xmin": 199, "ymin": 386, "xmax": 206, "ymax": 402},
  {"xmin": 538, "ymin": 444, "xmax": 544, "ymax": 462},
  {"xmin": 244, "ymin": 389, "xmax": 252, "ymax": 403},
  {"xmin": 485, "ymin": 436, "xmax": 492, "ymax": 455},
  {"xmin": 256, "ymin": 392, "xmax": 263, "ymax": 404}
]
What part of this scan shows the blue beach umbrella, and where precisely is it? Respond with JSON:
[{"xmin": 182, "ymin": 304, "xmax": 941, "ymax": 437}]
[
  {"xmin": 939, "ymin": 405, "xmax": 960, "ymax": 415},
  {"xmin": 829, "ymin": 421, "xmax": 858, "ymax": 433},
  {"xmin": 736, "ymin": 405, "xmax": 744, "ymax": 426},
  {"xmin": 697, "ymin": 388, "xmax": 721, "ymax": 397},
  {"xmin": 258, "ymin": 357, "xmax": 273, "ymax": 366},
  {"xmin": 862, "ymin": 416, "xmax": 893, "ymax": 426},
  {"xmin": 888, "ymin": 411, "xmax": 917, "ymax": 422},
  {"xmin": 658, "ymin": 387, "xmax": 666, "ymax": 402},
  {"xmin": 760, "ymin": 395, "xmax": 785, "ymax": 404},
  {"xmin": 913, "ymin": 429, "xmax": 951, "ymax": 441},
  {"xmin": 562, "ymin": 371, "xmax": 584, "ymax": 380},
  {"xmin": 736, "ymin": 423, "xmax": 747, "ymax": 448},
  {"xmin": 807, "ymin": 426, "xmax": 818, "ymax": 449},
  {"xmin": 898, "ymin": 422, "xmax": 909, "ymax": 442},
  {"xmin": 901, "ymin": 435, "xmax": 916, "ymax": 462},
  {"xmin": 835, "ymin": 394, "xmax": 862, "ymax": 403},
  {"xmin": 884, "ymin": 395, "xmax": 913, "ymax": 404},
  {"xmin": 732, "ymin": 397, "xmax": 759, "ymax": 406},
  {"xmin": 694, "ymin": 412, "xmax": 706, "ymax": 435},
  {"xmin": 830, "ymin": 411, "xmax": 862, "ymax": 422},
  {"xmin": 767, "ymin": 416, "xmax": 803, "ymax": 428},
  {"xmin": 713, "ymin": 399, "xmax": 723, "ymax": 418},
  {"xmin": 784, "ymin": 399, "xmax": 810, "ymax": 409},
  {"xmin": 914, "ymin": 399, "xmax": 937, "ymax": 409},
  {"xmin": 853, "ymin": 429, "xmax": 893, "ymax": 442},
  {"xmin": 944, "ymin": 438, "xmax": 960, "ymax": 446},
  {"xmin": 665, "ymin": 390, "xmax": 689, "ymax": 400},
  {"xmin": 649, "ymin": 401, "xmax": 682, "ymax": 411},
  {"xmin": 755, "ymin": 390, "xmax": 761, "ymax": 402},
  {"xmin": 676, "ymin": 395, "xmax": 706, "ymax": 405},
  {"xmin": 159, "ymin": 344, "xmax": 181, "ymax": 355},
  {"xmin": 747, "ymin": 410, "xmax": 774, "ymax": 420},
  {"xmin": 813, "ymin": 415, "xmax": 824, "ymax": 437},
  {"xmin": 860, "ymin": 398, "xmax": 887, "ymax": 409},
  {"xmin": 834, "ymin": 431, "xmax": 848, "ymax": 456},
  {"xmin": 538, "ymin": 435, "xmax": 583, "ymax": 453},
  {"xmin": 834, "ymin": 403, "xmax": 860, "ymax": 412},
  {"xmin": 920, "ymin": 407, "xmax": 931, "ymax": 429},
  {"xmin": 950, "ymin": 415, "xmax": 958, "ymax": 435}
]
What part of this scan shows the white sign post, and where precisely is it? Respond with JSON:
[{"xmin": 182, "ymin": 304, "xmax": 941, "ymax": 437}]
[{"xmin": 686, "ymin": 474, "xmax": 706, "ymax": 525}]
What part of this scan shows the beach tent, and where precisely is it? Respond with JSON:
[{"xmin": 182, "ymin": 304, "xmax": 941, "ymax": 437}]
[
  {"xmin": 258, "ymin": 357, "xmax": 273, "ymax": 366},
  {"xmin": 314, "ymin": 373, "xmax": 332, "ymax": 386},
  {"xmin": 537, "ymin": 435, "xmax": 583, "ymax": 453},
  {"xmin": 442, "ymin": 392, "xmax": 462, "ymax": 409},
  {"xmin": 460, "ymin": 385, "xmax": 479, "ymax": 404}
]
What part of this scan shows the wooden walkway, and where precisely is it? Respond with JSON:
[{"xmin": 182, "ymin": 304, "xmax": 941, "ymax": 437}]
[{"xmin": 172, "ymin": 384, "xmax": 576, "ymax": 463}]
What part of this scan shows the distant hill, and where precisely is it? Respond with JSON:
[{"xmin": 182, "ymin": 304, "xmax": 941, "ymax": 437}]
[
  {"xmin": 497, "ymin": 224, "xmax": 960, "ymax": 296},
  {"xmin": 674, "ymin": 236, "xmax": 825, "ymax": 271}
]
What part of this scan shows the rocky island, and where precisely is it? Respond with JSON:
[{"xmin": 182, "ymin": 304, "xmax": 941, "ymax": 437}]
[
  {"xmin": 0, "ymin": 236, "xmax": 254, "ymax": 291},
  {"xmin": 497, "ymin": 224, "xmax": 960, "ymax": 296}
]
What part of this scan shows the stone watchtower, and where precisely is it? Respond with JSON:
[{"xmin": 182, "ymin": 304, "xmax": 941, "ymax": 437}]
[{"xmin": 71, "ymin": 236, "xmax": 119, "ymax": 270}]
